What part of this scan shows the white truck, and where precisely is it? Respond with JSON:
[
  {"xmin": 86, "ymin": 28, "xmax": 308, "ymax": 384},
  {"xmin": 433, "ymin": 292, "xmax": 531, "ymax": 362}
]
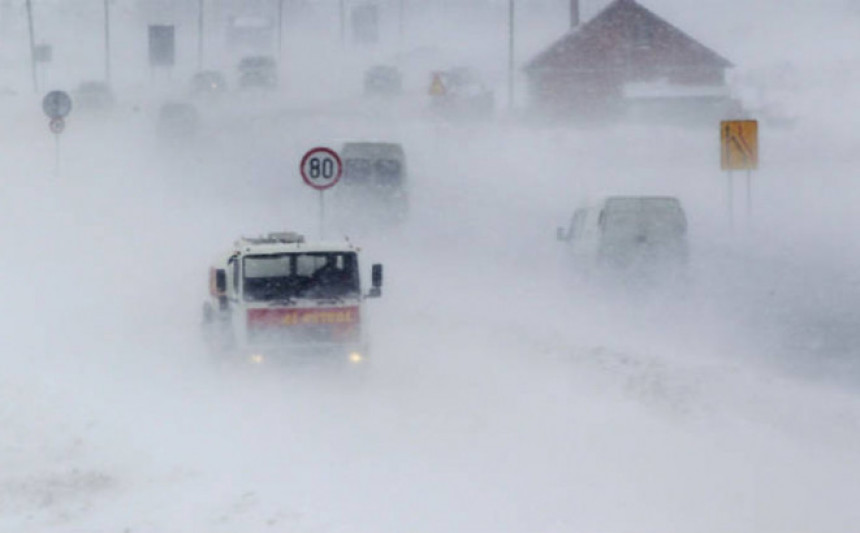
[{"xmin": 202, "ymin": 232, "xmax": 383, "ymax": 365}]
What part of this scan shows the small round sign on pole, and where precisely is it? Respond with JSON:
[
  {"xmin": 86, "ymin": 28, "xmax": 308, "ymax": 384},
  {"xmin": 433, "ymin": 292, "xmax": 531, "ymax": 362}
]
[
  {"xmin": 42, "ymin": 91, "xmax": 72, "ymax": 178},
  {"xmin": 300, "ymin": 147, "xmax": 343, "ymax": 190},
  {"xmin": 49, "ymin": 117, "xmax": 65, "ymax": 135},
  {"xmin": 42, "ymin": 90, "xmax": 72, "ymax": 119},
  {"xmin": 300, "ymin": 147, "xmax": 343, "ymax": 239}
]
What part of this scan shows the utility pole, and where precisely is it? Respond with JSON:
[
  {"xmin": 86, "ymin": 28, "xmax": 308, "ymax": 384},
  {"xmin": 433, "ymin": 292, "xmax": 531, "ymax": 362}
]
[
  {"xmin": 339, "ymin": 0, "xmax": 346, "ymax": 46},
  {"xmin": 25, "ymin": 0, "xmax": 37, "ymax": 92},
  {"xmin": 508, "ymin": 0, "xmax": 514, "ymax": 110},
  {"xmin": 197, "ymin": 0, "xmax": 204, "ymax": 70},
  {"xmin": 398, "ymin": 0, "xmax": 404, "ymax": 48},
  {"xmin": 104, "ymin": 0, "xmax": 111, "ymax": 83},
  {"xmin": 277, "ymin": 0, "xmax": 284, "ymax": 60}
]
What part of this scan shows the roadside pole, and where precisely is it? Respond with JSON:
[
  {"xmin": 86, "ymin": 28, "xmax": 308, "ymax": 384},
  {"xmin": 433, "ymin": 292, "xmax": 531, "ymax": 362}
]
[
  {"xmin": 42, "ymin": 91, "xmax": 72, "ymax": 178},
  {"xmin": 727, "ymin": 170, "xmax": 734, "ymax": 229},
  {"xmin": 277, "ymin": 0, "xmax": 285, "ymax": 61},
  {"xmin": 25, "ymin": 0, "xmax": 37, "ymax": 92},
  {"xmin": 301, "ymin": 148, "xmax": 344, "ymax": 240},
  {"xmin": 197, "ymin": 0, "xmax": 204, "ymax": 70},
  {"xmin": 398, "ymin": 0, "xmax": 405, "ymax": 49},
  {"xmin": 319, "ymin": 191, "xmax": 325, "ymax": 238},
  {"xmin": 746, "ymin": 168, "xmax": 753, "ymax": 223},
  {"xmin": 508, "ymin": 0, "xmax": 515, "ymax": 111},
  {"xmin": 104, "ymin": 0, "xmax": 111, "ymax": 83},
  {"xmin": 339, "ymin": 0, "xmax": 346, "ymax": 46},
  {"xmin": 720, "ymin": 119, "xmax": 759, "ymax": 231}
]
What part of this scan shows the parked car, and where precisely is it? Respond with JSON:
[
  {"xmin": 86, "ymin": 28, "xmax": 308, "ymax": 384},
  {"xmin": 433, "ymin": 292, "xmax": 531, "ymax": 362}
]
[
  {"xmin": 190, "ymin": 70, "xmax": 228, "ymax": 96},
  {"xmin": 237, "ymin": 55, "xmax": 278, "ymax": 89},
  {"xmin": 364, "ymin": 65, "xmax": 403, "ymax": 96},
  {"xmin": 74, "ymin": 81, "xmax": 115, "ymax": 112},
  {"xmin": 156, "ymin": 101, "xmax": 199, "ymax": 140},
  {"xmin": 430, "ymin": 67, "xmax": 494, "ymax": 119}
]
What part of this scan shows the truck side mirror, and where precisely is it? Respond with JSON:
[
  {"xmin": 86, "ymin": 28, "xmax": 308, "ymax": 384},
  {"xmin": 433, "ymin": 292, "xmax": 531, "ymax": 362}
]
[
  {"xmin": 367, "ymin": 264, "xmax": 383, "ymax": 298},
  {"xmin": 372, "ymin": 264, "xmax": 383, "ymax": 287},
  {"xmin": 211, "ymin": 268, "xmax": 227, "ymax": 296},
  {"xmin": 556, "ymin": 227, "xmax": 568, "ymax": 242}
]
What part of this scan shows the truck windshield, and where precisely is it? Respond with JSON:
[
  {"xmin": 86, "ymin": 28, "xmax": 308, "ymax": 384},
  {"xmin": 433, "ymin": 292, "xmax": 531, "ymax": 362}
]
[{"xmin": 243, "ymin": 252, "xmax": 359, "ymax": 302}]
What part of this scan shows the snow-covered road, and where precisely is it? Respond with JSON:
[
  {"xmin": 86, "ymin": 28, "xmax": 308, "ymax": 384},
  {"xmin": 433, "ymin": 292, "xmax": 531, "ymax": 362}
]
[{"xmin": 2, "ymin": 85, "xmax": 860, "ymax": 532}]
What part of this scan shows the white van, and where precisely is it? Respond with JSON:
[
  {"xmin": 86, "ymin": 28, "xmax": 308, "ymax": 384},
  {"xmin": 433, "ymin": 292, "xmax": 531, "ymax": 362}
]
[
  {"xmin": 557, "ymin": 196, "xmax": 689, "ymax": 272},
  {"xmin": 335, "ymin": 142, "xmax": 409, "ymax": 225}
]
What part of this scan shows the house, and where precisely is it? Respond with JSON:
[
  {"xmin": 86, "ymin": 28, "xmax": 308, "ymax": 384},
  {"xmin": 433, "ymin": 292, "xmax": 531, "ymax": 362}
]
[{"xmin": 524, "ymin": 0, "xmax": 738, "ymax": 122}]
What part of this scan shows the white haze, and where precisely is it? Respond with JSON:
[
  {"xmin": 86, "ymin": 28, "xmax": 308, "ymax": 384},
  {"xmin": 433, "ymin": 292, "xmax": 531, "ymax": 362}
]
[{"xmin": 1, "ymin": 0, "xmax": 860, "ymax": 531}]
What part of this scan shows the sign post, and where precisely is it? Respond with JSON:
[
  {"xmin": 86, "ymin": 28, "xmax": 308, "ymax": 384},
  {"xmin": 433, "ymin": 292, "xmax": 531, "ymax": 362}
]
[
  {"xmin": 42, "ymin": 90, "xmax": 72, "ymax": 177},
  {"xmin": 720, "ymin": 119, "xmax": 759, "ymax": 227},
  {"xmin": 300, "ymin": 147, "xmax": 343, "ymax": 238},
  {"xmin": 148, "ymin": 24, "xmax": 175, "ymax": 81}
]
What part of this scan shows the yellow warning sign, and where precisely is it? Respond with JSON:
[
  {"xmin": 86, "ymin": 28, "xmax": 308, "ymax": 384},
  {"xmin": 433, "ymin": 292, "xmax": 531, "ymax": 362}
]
[
  {"xmin": 721, "ymin": 120, "xmax": 759, "ymax": 171},
  {"xmin": 429, "ymin": 72, "xmax": 446, "ymax": 97}
]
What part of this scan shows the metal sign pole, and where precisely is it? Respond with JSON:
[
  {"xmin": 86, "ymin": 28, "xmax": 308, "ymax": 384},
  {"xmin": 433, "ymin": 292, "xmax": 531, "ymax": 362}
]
[
  {"xmin": 727, "ymin": 170, "xmax": 734, "ymax": 230},
  {"xmin": 277, "ymin": 0, "xmax": 285, "ymax": 61},
  {"xmin": 197, "ymin": 0, "xmax": 204, "ymax": 69},
  {"xmin": 25, "ymin": 0, "xmax": 38, "ymax": 92},
  {"xmin": 54, "ymin": 135, "xmax": 61, "ymax": 178},
  {"xmin": 746, "ymin": 169, "xmax": 753, "ymax": 225},
  {"xmin": 339, "ymin": 0, "xmax": 346, "ymax": 46},
  {"xmin": 319, "ymin": 190, "xmax": 325, "ymax": 239},
  {"xmin": 508, "ymin": 0, "xmax": 515, "ymax": 110},
  {"xmin": 104, "ymin": 0, "xmax": 111, "ymax": 83}
]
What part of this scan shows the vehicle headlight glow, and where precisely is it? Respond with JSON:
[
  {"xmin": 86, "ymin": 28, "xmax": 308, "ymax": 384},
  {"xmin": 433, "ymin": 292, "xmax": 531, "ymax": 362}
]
[
  {"xmin": 348, "ymin": 352, "xmax": 364, "ymax": 364},
  {"xmin": 249, "ymin": 354, "xmax": 265, "ymax": 365}
]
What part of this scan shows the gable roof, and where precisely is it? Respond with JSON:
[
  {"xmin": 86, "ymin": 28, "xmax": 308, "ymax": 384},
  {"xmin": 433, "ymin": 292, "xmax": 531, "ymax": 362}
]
[{"xmin": 525, "ymin": 0, "xmax": 733, "ymax": 73}]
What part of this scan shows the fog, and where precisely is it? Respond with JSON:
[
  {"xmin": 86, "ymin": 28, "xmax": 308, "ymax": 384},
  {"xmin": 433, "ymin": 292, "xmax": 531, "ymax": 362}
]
[{"xmin": 2, "ymin": 0, "xmax": 860, "ymax": 531}]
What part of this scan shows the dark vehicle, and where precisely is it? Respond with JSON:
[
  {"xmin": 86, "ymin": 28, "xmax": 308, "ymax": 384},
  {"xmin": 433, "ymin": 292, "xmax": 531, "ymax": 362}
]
[
  {"xmin": 237, "ymin": 55, "xmax": 278, "ymax": 89},
  {"xmin": 190, "ymin": 70, "xmax": 228, "ymax": 95},
  {"xmin": 74, "ymin": 81, "xmax": 115, "ymax": 112},
  {"xmin": 156, "ymin": 102, "xmax": 199, "ymax": 140},
  {"xmin": 364, "ymin": 65, "xmax": 402, "ymax": 96},
  {"xmin": 337, "ymin": 142, "xmax": 409, "ymax": 224}
]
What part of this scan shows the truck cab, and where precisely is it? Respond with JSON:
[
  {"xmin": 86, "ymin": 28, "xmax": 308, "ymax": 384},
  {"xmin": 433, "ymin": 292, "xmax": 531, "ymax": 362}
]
[{"xmin": 202, "ymin": 232, "xmax": 383, "ymax": 365}]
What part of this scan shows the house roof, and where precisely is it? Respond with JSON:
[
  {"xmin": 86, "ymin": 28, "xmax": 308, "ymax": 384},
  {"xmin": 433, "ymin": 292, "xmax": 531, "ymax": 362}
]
[{"xmin": 524, "ymin": 0, "xmax": 733, "ymax": 73}]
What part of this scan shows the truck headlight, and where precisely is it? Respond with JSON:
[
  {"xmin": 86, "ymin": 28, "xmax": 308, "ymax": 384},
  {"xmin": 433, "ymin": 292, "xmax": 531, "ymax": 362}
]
[
  {"xmin": 348, "ymin": 352, "xmax": 364, "ymax": 364},
  {"xmin": 249, "ymin": 354, "xmax": 265, "ymax": 365}
]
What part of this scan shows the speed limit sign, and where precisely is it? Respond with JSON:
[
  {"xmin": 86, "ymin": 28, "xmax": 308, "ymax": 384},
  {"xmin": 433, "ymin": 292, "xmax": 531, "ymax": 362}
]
[{"xmin": 300, "ymin": 147, "xmax": 342, "ymax": 190}]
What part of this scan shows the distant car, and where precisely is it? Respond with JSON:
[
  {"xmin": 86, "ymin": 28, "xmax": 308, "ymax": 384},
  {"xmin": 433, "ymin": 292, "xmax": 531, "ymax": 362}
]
[
  {"xmin": 336, "ymin": 142, "xmax": 409, "ymax": 224},
  {"xmin": 237, "ymin": 55, "xmax": 278, "ymax": 89},
  {"xmin": 156, "ymin": 102, "xmax": 199, "ymax": 140},
  {"xmin": 190, "ymin": 70, "xmax": 228, "ymax": 96},
  {"xmin": 74, "ymin": 81, "xmax": 115, "ymax": 112},
  {"xmin": 430, "ymin": 67, "xmax": 494, "ymax": 119},
  {"xmin": 364, "ymin": 65, "xmax": 402, "ymax": 96},
  {"xmin": 557, "ymin": 196, "xmax": 689, "ymax": 274}
]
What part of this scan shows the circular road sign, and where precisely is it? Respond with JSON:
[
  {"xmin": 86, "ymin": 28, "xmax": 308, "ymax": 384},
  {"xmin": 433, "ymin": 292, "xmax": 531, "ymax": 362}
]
[
  {"xmin": 300, "ymin": 147, "xmax": 343, "ymax": 191},
  {"xmin": 49, "ymin": 117, "xmax": 65, "ymax": 135},
  {"xmin": 42, "ymin": 90, "xmax": 72, "ymax": 119}
]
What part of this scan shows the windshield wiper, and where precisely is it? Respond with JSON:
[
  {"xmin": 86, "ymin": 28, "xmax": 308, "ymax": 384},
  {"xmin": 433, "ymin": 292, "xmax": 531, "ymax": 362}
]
[{"xmin": 267, "ymin": 297, "xmax": 297, "ymax": 306}]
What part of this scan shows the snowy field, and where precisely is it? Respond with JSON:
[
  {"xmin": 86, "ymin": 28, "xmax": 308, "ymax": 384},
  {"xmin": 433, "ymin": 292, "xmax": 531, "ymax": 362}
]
[{"xmin": 2, "ymin": 1, "xmax": 860, "ymax": 532}]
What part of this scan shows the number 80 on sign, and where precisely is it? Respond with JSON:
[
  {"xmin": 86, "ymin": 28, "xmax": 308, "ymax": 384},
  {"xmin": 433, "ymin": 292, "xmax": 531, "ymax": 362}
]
[{"xmin": 300, "ymin": 147, "xmax": 343, "ymax": 190}]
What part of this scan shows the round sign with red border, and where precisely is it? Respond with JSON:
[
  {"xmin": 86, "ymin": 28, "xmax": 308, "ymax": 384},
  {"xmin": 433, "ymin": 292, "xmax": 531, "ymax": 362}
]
[
  {"xmin": 300, "ymin": 147, "xmax": 342, "ymax": 191},
  {"xmin": 49, "ymin": 117, "xmax": 65, "ymax": 135}
]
